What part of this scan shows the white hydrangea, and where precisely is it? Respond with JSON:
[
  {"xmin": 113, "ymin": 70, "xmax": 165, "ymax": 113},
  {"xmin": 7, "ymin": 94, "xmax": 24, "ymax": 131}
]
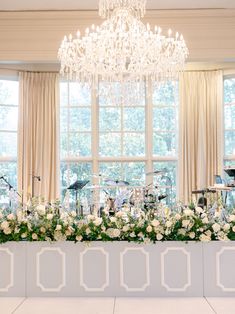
[{"xmin": 36, "ymin": 204, "xmax": 46, "ymax": 216}]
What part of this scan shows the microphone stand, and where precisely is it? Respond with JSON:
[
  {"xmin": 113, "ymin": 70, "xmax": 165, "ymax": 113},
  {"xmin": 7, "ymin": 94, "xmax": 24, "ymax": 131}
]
[
  {"xmin": 0, "ymin": 176, "xmax": 21, "ymax": 208},
  {"xmin": 31, "ymin": 175, "xmax": 41, "ymax": 198}
]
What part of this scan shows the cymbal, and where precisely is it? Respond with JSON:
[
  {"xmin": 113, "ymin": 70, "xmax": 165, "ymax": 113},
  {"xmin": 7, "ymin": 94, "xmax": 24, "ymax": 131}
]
[
  {"xmin": 85, "ymin": 185, "xmax": 103, "ymax": 189},
  {"xmin": 104, "ymin": 179, "xmax": 130, "ymax": 186},
  {"xmin": 145, "ymin": 170, "xmax": 165, "ymax": 176}
]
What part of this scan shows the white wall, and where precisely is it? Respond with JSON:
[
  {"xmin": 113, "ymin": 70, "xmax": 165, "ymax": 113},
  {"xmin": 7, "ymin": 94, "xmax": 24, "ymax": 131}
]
[{"xmin": 0, "ymin": 9, "xmax": 234, "ymax": 63}]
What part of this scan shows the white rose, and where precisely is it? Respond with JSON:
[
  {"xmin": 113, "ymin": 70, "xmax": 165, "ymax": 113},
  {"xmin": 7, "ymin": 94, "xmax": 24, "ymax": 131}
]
[
  {"xmin": 36, "ymin": 204, "xmax": 46, "ymax": 216},
  {"xmin": 182, "ymin": 220, "xmax": 190, "ymax": 228},
  {"xmin": 56, "ymin": 225, "xmax": 62, "ymax": 231},
  {"xmin": 165, "ymin": 221, "xmax": 172, "ymax": 228},
  {"xmin": 110, "ymin": 217, "xmax": 117, "ymax": 223},
  {"xmin": 146, "ymin": 225, "xmax": 153, "ymax": 233},
  {"xmin": 184, "ymin": 209, "xmax": 194, "ymax": 216},
  {"xmin": 123, "ymin": 225, "xmax": 129, "ymax": 232},
  {"xmin": 205, "ymin": 230, "xmax": 212, "ymax": 237},
  {"xmin": 115, "ymin": 211, "xmax": 124, "ymax": 218},
  {"xmin": 7, "ymin": 213, "xmax": 15, "ymax": 220},
  {"xmin": 229, "ymin": 215, "xmax": 235, "ymax": 222},
  {"xmin": 175, "ymin": 213, "xmax": 181, "ymax": 221},
  {"xmin": 93, "ymin": 217, "xmax": 103, "ymax": 226},
  {"xmin": 189, "ymin": 232, "xmax": 195, "ymax": 239},
  {"xmin": 196, "ymin": 207, "xmax": 203, "ymax": 214},
  {"xmin": 113, "ymin": 229, "xmax": 121, "ymax": 237},
  {"xmin": 156, "ymin": 233, "xmax": 163, "ymax": 241},
  {"xmin": 212, "ymin": 223, "xmax": 221, "ymax": 233},
  {"xmin": 32, "ymin": 233, "xmax": 38, "ymax": 240},
  {"xmin": 3, "ymin": 228, "xmax": 11, "ymax": 235},
  {"xmin": 21, "ymin": 232, "xmax": 27, "ymax": 238},
  {"xmin": 85, "ymin": 228, "xmax": 91, "ymax": 235},
  {"xmin": 0, "ymin": 221, "xmax": 9, "ymax": 230},
  {"xmin": 200, "ymin": 234, "xmax": 211, "ymax": 242},
  {"xmin": 202, "ymin": 217, "xmax": 209, "ymax": 224},
  {"xmin": 40, "ymin": 227, "xmax": 46, "ymax": 233},
  {"xmin": 130, "ymin": 232, "xmax": 136, "ymax": 238},
  {"xmin": 76, "ymin": 235, "xmax": 83, "ymax": 241},
  {"xmin": 223, "ymin": 223, "xmax": 230, "ymax": 232},
  {"xmin": 46, "ymin": 213, "xmax": 53, "ymax": 220},
  {"xmin": 151, "ymin": 219, "xmax": 160, "ymax": 227},
  {"xmin": 233, "ymin": 226, "xmax": 235, "ymax": 232},
  {"xmin": 138, "ymin": 232, "xmax": 144, "ymax": 238}
]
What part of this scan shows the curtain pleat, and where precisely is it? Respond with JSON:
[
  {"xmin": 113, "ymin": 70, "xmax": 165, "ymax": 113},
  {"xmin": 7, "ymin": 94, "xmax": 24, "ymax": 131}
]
[
  {"xmin": 18, "ymin": 72, "xmax": 59, "ymax": 203},
  {"xmin": 179, "ymin": 70, "xmax": 223, "ymax": 204}
]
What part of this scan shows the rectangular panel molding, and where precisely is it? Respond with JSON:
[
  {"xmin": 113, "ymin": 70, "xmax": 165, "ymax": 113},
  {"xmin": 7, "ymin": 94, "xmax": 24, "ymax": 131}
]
[{"xmin": 0, "ymin": 241, "xmax": 235, "ymax": 297}]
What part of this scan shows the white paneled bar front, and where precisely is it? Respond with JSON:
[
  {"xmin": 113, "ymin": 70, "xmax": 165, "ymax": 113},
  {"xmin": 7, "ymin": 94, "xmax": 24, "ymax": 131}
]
[{"xmin": 1, "ymin": 241, "xmax": 235, "ymax": 297}]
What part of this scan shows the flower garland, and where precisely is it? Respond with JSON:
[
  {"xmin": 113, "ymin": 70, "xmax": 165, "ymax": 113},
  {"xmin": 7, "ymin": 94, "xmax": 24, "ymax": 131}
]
[{"xmin": 0, "ymin": 200, "xmax": 235, "ymax": 244}]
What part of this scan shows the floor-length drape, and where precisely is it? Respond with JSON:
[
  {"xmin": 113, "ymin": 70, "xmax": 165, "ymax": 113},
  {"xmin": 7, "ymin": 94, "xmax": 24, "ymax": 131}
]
[
  {"xmin": 18, "ymin": 72, "xmax": 59, "ymax": 203},
  {"xmin": 179, "ymin": 70, "xmax": 223, "ymax": 204}
]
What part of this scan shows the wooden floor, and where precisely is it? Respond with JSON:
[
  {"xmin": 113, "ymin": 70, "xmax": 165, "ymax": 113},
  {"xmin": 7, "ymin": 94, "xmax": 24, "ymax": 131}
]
[{"xmin": 1, "ymin": 297, "xmax": 234, "ymax": 314}]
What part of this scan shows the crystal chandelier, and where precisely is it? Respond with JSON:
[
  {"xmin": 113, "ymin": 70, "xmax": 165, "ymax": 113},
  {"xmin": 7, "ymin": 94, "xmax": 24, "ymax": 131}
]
[{"xmin": 58, "ymin": 0, "xmax": 188, "ymax": 88}]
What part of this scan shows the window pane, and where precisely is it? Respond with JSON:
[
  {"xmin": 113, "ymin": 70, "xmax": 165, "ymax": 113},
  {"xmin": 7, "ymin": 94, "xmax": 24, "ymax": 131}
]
[
  {"xmin": 224, "ymin": 130, "xmax": 235, "ymax": 155},
  {"xmin": 99, "ymin": 108, "xmax": 121, "ymax": 131},
  {"xmin": 153, "ymin": 132, "xmax": 177, "ymax": 156},
  {"xmin": 224, "ymin": 105, "xmax": 235, "ymax": 129},
  {"xmin": 60, "ymin": 108, "xmax": 68, "ymax": 132},
  {"xmin": 69, "ymin": 108, "xmax": 91, "ymax": 131},
  {"xmin": 0, "ymin": 106, "xmax": 18, "ymax": 131},
  {"xmin": 69, "ymin": 133, "xmax": 91, "ymax": 156},
  {"xmin": 99, "ymin": 82, "xmax": 145, "ymax": 106},
  {"xmin": 123, "ymin": 133, "xmax": 145, "ymax": 156},
  {"xmin": 99, "ymin": 133, "xmax": 121, "ymax": 156},
  {"xmin": 69, "ymin": 82, "xmax": 91, "ymax": 106},
  {"xmin": 60, "ymin": 82, "xmax": 68, "ymax": 106},
  {"xmin": 153, "ymin": 107, "xmax": 176, "ymax": 131},
  {"xmin": 0, "ymin": 162, "xmax": 17, "ymax": 206},
  {"xmin": 224, "ymin": 78, "xmax": 235, "ymax": 104},
  {"xmin": 123, "ymin": 107, "xmax": 145, "ymax": 131},
  {"xmin": 99, "ymin": 162, "xmax": 145, "ymax": 186},
  {"xmin": 0, "ymin": 133, "xmax": 17, "ymax": 157},
  {"xmin": 153, "ymin": 81, "xmax": 178, "ymax": 106},
  {"xmin": 0, "ymin": 80, "xmax": 18, "ymax": 105}
]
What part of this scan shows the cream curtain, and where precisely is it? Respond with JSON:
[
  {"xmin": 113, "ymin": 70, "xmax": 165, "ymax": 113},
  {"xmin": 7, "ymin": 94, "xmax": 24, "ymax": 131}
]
[
  {"xmin": 18, "ymin": 72, "xmax": 59, "ymax": 203},
  {"xmin": 179, "ymin": 70, "xmax": 223, "ymax": 204}
]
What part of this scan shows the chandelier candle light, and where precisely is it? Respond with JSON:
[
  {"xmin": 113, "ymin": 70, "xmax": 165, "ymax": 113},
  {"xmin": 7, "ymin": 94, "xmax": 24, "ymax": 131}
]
[{"xmin": 58, "ymin": 0, "xmax": 188, "ymax": 89}]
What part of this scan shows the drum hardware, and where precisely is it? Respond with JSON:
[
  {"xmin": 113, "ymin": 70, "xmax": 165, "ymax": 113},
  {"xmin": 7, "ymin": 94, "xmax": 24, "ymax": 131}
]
[
  {"xmin": 104, "ymin": 179, "xmax": 130, "ymax": 186},
  {"xmin": 145, "ymin": 169, "xmax": 166, "ymax": 176}
]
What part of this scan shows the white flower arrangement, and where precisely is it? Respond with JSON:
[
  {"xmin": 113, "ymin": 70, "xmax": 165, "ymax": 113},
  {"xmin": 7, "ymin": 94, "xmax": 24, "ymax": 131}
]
[{"xmin": 0, "ymin": 198, "xmax": 234, "ymax": 244}]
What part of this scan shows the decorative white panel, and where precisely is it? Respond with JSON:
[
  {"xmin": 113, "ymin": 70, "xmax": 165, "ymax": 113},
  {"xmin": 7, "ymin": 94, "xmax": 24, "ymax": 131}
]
[
  {"xmin": 216, "ymin": 247, "xmax": 235, "ymax": 292},
  {"xmin": 80, "ymin": 247, "xmax": 109, "ymax": 292},
  {"xmin": 36, "ymin": 247, "xmax": 66, "ymax": 292},
  {"xmin": 120, "ymin": 247, "xmax": 150, "ymax": 292},
  {"xmin": 161, "ymin": 247, "xmax": 191, "ymax": 292},
  {"xmin": 0, "ymin": 248, "xmax": 14, "ymax": 292}
]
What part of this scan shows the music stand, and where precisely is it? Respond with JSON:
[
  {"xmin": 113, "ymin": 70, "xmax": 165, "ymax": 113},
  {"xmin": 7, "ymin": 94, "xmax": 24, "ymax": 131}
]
[
  {"xmin": 224, "ymin": 168, "xmax": 235, "ymax": 180},
  {"xmin": 67, "ymin": 180, "xmax": 89, "ymax": 215}
]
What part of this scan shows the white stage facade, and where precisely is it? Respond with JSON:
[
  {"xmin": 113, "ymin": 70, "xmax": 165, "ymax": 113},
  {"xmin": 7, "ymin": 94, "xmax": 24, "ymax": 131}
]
[{"xmin": 1, "ymin": 241, "xmax": 235, "ymax": 297}]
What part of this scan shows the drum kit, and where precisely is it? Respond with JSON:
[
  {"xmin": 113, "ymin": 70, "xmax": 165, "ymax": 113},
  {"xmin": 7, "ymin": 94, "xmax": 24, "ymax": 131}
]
[{"xmin": 66, "ymin": 169, "xmax": 172, "ymax": 215}]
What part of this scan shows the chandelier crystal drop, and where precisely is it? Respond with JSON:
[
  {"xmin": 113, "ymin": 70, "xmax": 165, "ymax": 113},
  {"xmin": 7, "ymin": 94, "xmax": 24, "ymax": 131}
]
[{"xmin": 58, "ymin": 0, "xmax": 188, "ymax": 90}]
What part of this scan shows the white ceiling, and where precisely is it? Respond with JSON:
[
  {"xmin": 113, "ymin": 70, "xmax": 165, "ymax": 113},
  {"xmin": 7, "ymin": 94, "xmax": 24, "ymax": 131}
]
[{"xmin": 0, "ymin": 0, "xmax": 235, "ymax": 11}]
